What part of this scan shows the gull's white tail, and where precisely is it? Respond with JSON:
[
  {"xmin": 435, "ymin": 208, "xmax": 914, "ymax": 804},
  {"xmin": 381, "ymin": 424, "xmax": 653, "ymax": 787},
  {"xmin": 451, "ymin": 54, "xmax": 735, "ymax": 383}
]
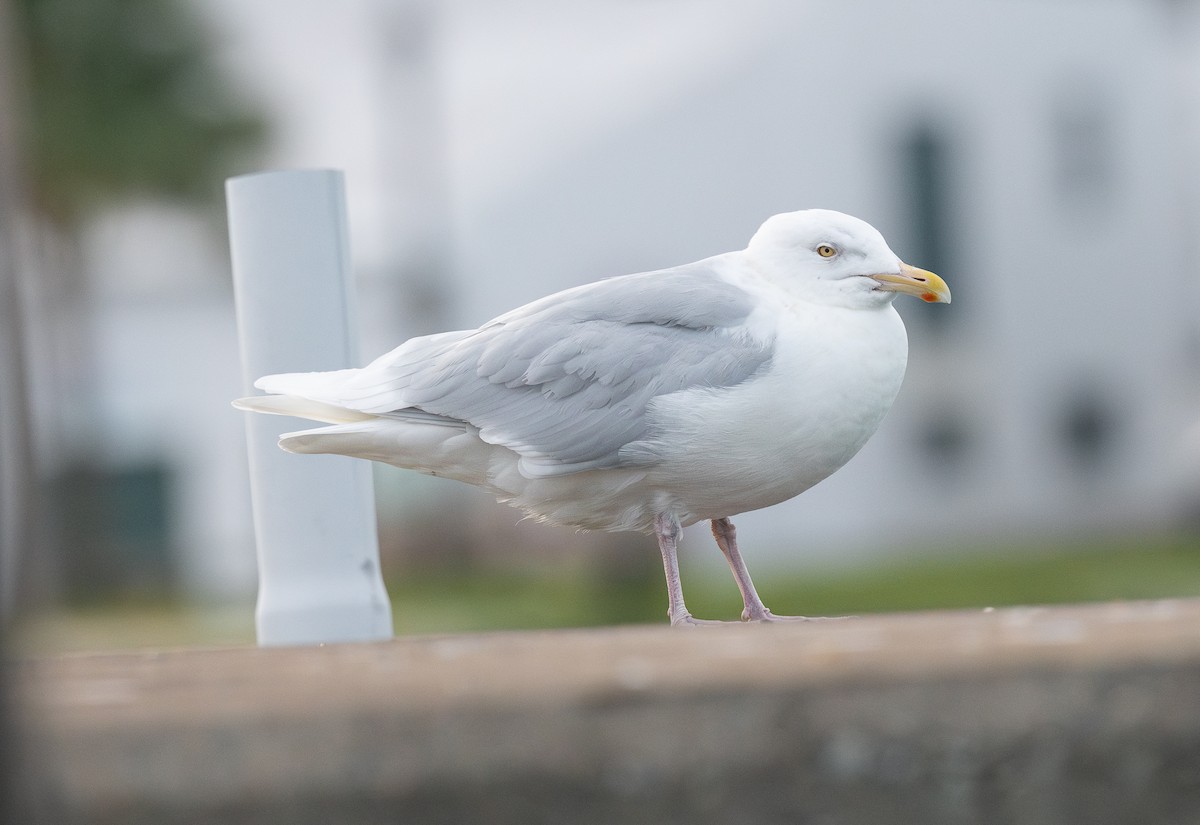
[{"xmin": 232, "ymin": 394, "xmax": 374, "ymax": 425}]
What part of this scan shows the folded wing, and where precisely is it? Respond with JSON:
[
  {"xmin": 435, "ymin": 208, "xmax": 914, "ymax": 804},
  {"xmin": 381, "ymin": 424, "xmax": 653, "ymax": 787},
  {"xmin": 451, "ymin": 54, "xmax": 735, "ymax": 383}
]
[{"xmin": 254, "ymin": 260, "xmax": 775, "ymax": 478}]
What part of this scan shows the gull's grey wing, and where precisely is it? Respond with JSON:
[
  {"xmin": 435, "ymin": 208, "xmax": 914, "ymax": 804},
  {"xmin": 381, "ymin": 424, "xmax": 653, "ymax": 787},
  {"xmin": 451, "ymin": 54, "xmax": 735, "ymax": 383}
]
[{"xmin": 292, "ymin": 258, "xmax": 774, "ymax": 477}]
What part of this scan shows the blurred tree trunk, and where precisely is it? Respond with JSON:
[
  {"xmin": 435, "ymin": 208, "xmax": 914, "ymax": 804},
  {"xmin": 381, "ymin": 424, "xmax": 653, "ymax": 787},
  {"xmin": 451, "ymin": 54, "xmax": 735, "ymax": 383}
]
[
  {"xmin": 0, "ymin": 0, "xmax": 36, "ymax": 620},
  {"xmin": 3, "ymin": 0, "xmax": 266, "ymax": 608}
]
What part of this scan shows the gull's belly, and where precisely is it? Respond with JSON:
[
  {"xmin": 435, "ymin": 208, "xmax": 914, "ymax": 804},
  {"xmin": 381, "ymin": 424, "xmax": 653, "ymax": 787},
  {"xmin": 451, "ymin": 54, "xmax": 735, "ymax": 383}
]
[{"xmin": 646, "ymin": 304, "xmax": 909, "ymax": 523}]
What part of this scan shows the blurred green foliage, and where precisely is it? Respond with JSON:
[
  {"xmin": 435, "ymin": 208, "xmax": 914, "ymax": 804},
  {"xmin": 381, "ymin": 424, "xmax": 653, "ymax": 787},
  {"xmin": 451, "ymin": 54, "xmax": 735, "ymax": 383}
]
[
  {"xmin": 14, "ymin": 534, "xmax": 1200, "ymax": 653},
  {"xmin": 736, "ymin": 533, "xmax": 1200, "ymax": 618},
  {"xmin": 389, "ymin": 533, "xmax": 1200, "ymax": 631},
  {"xmin": 14, "ymin": 0, "xmax": 265, "ymax": 226}
]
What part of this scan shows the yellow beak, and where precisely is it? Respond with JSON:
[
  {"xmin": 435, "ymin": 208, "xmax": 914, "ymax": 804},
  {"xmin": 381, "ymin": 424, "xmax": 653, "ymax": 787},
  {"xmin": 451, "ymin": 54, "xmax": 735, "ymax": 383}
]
[{"xmin": 870, "ymin": 263, "xmax": 951, "ymax": 304}]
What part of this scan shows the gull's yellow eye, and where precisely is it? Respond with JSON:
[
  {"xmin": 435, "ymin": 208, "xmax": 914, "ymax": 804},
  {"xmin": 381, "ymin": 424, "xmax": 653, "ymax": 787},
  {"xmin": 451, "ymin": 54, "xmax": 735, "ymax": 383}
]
[{"xmin": 816, "ymin": 244, "xmax": 837, "ymax": 258}]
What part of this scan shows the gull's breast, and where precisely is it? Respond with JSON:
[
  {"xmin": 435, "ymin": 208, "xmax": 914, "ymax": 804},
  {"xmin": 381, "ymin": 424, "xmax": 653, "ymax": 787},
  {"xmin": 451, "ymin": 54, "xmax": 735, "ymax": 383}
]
[{"xmin": 643, "ymin": 302, "xmax": 910, "ymax": 523}]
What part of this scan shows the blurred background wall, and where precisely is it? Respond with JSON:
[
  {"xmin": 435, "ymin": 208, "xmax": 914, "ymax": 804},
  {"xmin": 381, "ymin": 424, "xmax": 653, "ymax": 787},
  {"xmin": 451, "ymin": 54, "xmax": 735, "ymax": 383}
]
[{"xmin": 3, "ymin": 0, "xmax": 1200, "ymax": 611}]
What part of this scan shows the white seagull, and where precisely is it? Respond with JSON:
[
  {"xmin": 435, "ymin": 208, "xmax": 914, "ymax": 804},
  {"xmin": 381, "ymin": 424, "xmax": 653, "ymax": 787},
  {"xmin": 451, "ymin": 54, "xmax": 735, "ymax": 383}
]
[{"xmin": 234, "ymin": 209, "xmax": 950, "ymax": 626}]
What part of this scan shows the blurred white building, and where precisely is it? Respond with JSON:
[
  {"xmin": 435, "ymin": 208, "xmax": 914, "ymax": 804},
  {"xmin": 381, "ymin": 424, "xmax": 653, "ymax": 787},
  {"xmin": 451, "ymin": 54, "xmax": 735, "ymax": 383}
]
[{"xmin": 48, "ymin": 0, "xmax": 1200, "ymax": 599}]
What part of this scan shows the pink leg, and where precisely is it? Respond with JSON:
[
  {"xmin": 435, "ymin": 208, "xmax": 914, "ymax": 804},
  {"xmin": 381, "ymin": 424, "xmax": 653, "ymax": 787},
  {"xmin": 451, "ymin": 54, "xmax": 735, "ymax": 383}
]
[
  {"xmin": 712, "ymin": 517, "xmax": 812, "ymax": 622},
  {"xmin": 654, "ymin": 513, "xmax": 720, "ymax": 627}
]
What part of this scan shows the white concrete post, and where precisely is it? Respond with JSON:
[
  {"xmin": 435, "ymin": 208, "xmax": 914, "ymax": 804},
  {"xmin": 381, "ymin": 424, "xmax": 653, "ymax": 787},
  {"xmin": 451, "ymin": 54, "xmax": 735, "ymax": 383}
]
[{"xmin": 227, "ymin": 169, "xmax": 393, "ymax": 646}]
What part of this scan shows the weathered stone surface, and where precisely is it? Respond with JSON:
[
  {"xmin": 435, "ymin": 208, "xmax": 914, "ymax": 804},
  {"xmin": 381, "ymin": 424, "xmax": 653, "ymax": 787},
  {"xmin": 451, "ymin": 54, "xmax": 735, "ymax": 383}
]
[{"xmin": 12, "ymin": 599, "xmax": 1200, "ymax": 824}]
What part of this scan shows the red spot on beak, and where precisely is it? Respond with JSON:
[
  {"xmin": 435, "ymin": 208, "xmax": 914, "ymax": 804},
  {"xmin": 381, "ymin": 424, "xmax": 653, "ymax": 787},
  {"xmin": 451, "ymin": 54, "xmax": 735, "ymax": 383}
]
[{"xmin": 921, "ymin": 292, "xmax": 938, "ymax": 303}]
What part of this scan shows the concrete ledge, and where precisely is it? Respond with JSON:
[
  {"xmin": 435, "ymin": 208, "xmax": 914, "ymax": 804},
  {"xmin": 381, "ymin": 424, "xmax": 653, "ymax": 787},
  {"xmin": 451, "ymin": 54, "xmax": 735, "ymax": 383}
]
[{"xmin": 13, "ymin": 599, "xmax": 1200, "ymax": 824}]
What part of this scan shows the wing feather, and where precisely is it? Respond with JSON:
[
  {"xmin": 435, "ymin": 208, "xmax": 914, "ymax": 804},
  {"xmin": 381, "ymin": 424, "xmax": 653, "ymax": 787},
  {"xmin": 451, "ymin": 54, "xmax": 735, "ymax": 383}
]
[{"xmin": 256, "ymin": 257, "xmax": 775, "ymax": 477}]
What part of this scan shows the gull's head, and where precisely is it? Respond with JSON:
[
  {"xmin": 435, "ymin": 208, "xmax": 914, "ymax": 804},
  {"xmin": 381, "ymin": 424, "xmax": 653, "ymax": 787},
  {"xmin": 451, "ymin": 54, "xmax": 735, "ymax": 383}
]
[{"xmin": 745, "ymin": 209, "xmax": 950, "ymax": 310}]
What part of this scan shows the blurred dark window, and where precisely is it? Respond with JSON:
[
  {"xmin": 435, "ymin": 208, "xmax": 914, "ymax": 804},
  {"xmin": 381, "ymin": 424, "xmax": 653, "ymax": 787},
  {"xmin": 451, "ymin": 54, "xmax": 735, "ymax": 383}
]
[
  {"xmin": 917, "ymin": 410, "xmax": 972, "ymax": 479},
  {"xmin": 898, "ymin": 122, "xmax": 957, "ymax": 335},
  {"xmin": 51, "ymin": 463, "xmax": 175, "ymax": 603},
  {"xmin": 1058, "ymin": 386, "xmax": 1118, "ymax": 471}
]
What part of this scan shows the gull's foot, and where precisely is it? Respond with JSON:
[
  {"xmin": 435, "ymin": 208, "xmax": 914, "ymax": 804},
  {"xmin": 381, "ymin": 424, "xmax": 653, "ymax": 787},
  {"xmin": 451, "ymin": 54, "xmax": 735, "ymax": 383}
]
[
  {"xmin": 742, "ymin": 608, "xmax": 854, "ymax": 623},
  {"xmin": 669, "ymin": 611, "xmax": 734, "ymax": 627},
  {"xmin": 669, "ymin": 609, "xmax": 855, "ymax": 626}
]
